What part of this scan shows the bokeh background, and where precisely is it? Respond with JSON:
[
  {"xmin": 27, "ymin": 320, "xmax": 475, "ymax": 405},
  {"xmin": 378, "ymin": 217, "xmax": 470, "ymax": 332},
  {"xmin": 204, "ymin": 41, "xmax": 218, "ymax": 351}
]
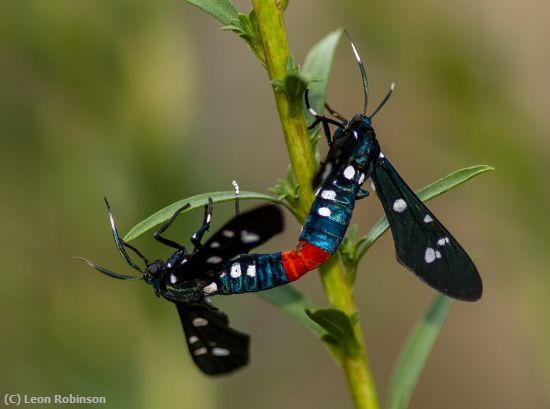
[{"xmin": 1, "ymin": 0, "xmax": 549, "ymax": 408}]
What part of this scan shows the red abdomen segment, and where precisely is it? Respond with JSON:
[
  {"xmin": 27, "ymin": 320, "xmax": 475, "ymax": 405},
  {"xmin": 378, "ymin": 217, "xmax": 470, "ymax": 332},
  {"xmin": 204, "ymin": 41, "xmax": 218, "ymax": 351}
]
[{"xmin": 281, "ymin": 241, "xmax": 332, "ymax": 282}]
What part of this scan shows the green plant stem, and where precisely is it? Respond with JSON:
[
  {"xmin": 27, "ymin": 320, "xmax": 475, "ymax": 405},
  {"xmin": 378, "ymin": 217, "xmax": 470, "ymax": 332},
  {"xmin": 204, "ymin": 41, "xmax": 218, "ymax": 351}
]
[
  {"xmin": 252, "ymin": 2, "xmax": 380, "ymax": 408},
  {"xmin": 319, "ymin": 257, "xmax": 380, "ymax": 409},
  {"xmin": 252, "ymin": 0, "xmax": 315, "ymax": 220}
]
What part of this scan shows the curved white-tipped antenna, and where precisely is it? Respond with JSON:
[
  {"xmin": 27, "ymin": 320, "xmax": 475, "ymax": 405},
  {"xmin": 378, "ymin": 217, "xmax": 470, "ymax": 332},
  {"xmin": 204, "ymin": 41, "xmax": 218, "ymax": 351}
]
[
  {"xmin": 344, "ymin": 30, "xmax": 369, "ymax": 115},
  {"xmin": 74, "ymin": 256, "xmax": 143, "ymax": 281},
  {"xmin": 104, "ymin": 197, "xmax": 145, "ymax": 274},
  {"xmin": 370, "ymin": 81, "xmax": 396, "ymax": 119}
]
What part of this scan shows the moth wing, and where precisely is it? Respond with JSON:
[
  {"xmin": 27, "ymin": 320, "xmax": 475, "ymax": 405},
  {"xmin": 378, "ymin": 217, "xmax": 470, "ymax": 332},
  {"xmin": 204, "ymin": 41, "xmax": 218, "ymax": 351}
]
[
  {"xmin": 176, "ymin": 300, "xmax": 249, "ymax": 375},
  {"xmin": 371, "ymin": 156, "xmax": 482, "ymax": 301},
  {"xmin": 192, "ymin": 204, "xmax": 284, "ymax": 268}
]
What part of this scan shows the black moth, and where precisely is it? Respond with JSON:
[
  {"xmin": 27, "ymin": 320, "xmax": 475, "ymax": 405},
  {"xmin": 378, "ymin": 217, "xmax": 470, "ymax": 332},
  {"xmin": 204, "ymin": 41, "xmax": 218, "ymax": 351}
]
[
  {"xmin": 77, "ymin": 198, "xmax": 284, "ymax": 375},
  {"xmin": 307, "ymin": 30, "xmax": 482, "ymax": 301}
]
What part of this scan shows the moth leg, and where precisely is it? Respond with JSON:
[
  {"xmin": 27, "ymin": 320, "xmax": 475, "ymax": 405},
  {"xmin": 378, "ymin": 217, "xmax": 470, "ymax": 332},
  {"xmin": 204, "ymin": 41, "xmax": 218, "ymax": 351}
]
[
  {"xmin": 356, "ymin": 188, "xmax": 370, "ymax": 200},
  {"xmin": 305, "ymin": 89, "xmax": 345, "ymax": 146},
  {"xmin": 122, "ymin": 241, "xmax": 149, "ymax": 265},
  {"xmin": 153, "ymin": 203, "xmax": 191, "ymax": 250},
  {"xmin": 191, "ymin": 197, "xmax": 214, "ymax": 250}
]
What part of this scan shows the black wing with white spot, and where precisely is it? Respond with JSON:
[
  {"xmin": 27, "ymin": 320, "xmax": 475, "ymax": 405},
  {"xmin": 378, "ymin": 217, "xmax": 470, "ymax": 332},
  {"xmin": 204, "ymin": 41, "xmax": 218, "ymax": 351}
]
[
  {"xmin": 190, "ymin": 205, "xmax": 284, "ymax": 270},
  {"xmin": 371, "ymin": 156, "xmax": 482, "ymax": 301},
  {"xmin": 176, "ymin": 300, "xmax": 249, "ymax": 375}
]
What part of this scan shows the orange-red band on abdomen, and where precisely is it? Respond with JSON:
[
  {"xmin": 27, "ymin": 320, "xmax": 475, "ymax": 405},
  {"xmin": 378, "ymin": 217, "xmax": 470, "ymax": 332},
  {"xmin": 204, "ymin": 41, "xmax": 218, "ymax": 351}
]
[{"xmin": 281, "ymin": 241, "xmax": 332, "ymax": 282}]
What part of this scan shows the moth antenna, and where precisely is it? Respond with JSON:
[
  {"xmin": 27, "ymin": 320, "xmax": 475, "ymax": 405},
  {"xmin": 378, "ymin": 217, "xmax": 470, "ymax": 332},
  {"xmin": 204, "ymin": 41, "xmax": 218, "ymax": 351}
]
[
  {"xmin": 344, "ymin": 29, "xmax": 369, "ymax": 115},
  {"xmin": 74, "ymin": 256, "xmax": 143, "ymax": 281},
  {"xmin": 232, "ymin": 180, "xmax": 240, "ymax": 215},
  {"xmin": 370, "ymin": 81, "xmax": 396, "ymax": 119},
  {"xmin": 324, "ymin": 102, "xmax": 347, "ymax": 121},
  {"xmin": 104, "ymin": 197, "xmax": 145, "ymax": 273}
]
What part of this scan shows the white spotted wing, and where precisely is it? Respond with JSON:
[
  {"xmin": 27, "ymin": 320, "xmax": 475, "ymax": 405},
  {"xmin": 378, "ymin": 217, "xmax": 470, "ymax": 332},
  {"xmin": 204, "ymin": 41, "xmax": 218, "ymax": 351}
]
[
  {"xmin": 183, "ymin": 205, "xmax": 284, "ymax": 278},
  {"xmin": 371, "ymin": 156, "xmax": 482, "ymax": 301},
  {"xmin": 176, "ymin": 300, "xmax": 249, "ymax": 375},
  {"xmin": 197, "ymin": 205, "xmax": 282, "ymax": 263}
]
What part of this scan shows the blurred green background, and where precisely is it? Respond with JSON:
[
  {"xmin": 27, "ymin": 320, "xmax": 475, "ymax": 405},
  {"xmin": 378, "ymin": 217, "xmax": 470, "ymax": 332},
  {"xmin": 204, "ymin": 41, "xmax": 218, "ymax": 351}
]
[{"xmin": 1, "ymin": 0, "xmax": 549, "ymax": 408}]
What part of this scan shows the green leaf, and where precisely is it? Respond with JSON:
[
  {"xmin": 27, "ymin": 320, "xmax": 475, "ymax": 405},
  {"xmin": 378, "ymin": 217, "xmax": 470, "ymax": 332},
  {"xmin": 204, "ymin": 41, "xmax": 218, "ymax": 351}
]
[
  {"xmin": 268, "ymin": 165, "xmax": 301, "ymax": 218},
  {"xmin": 285, "ymin": 73, "xmax": 309, "ymax": 114},
  {"xmin": 305, "ymin": 307, "xmax": 360, "ymax": 357},
  {"xmin": 387, "ymin": 294, "xmax": 452, "ymax": 409},
  {"xmin": 222, "ymin": 10, "xmax": 265, "ymax": 65},
  {"xmin": 354, "ymin": 164, "xmax": 494, "ymax": 264},
  {"xmin": 321, "ymin": 333, "xmax": 345, "ymax": 364},
  {"xmin": 302, "ymin": 28, "xmax": 344, "ymax": 116},
  {"xmin": 285, "ymin": 54, "xmax": 300, "ymax": 74},
  {"xmin": 186, "ymin": 0, "xmax": 239, "ymax": 26},
  {"xmin": 258, "ymin": 285, "xmax": 324, "ymax": 336},
  {"xmin": 124, "ymin": 191, "xmax": 282, "ymax": 242}
]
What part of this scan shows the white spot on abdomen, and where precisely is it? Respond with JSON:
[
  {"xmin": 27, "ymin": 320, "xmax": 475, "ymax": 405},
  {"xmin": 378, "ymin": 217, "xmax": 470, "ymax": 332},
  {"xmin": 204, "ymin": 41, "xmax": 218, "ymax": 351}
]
[
  {"xmin": 318, "ymin": 207, "xmax": 332, "ymax": 217},
  {"xmin": 230, "ymin": 263, "xmax": 242, "ymax": 278},
  {"xmin": 246, "ymin": 264, "xmax": 256, "ymax": 277},
  {"xmin": 192, "ymin": 318, "xmax": 209, "ymax": 327},
  {"xmin": 241, "ymin": 230, "xmax": 260, "ymax": 243},
  {"xmin": 203, "ymin": 282, "xmax": 218, "ymax": 294},
  {"xmin": 425, "ymin": 248, "xmax": 436, "ymax": 263},
  {"xmin": 423, "ymin": 214, "xmax": 433, "ymax": 223},
  {"xmin": 321, "ymin": 190, "xmax": 337, "ymax": 200},
  {"xmin": 343, "ymin": 165, "xmax": 356, "ymax": 180},
  {"xmin": 393, "ymin": 199, "xmax": 407, "ymax": 213}
]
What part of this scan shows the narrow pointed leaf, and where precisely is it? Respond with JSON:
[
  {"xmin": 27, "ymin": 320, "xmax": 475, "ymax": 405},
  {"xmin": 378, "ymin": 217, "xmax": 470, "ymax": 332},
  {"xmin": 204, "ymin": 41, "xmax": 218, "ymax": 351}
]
[
  {"xmin": 186, "ymin": 0, "xmax": 239, "ymax": 26},
  {"xmin": 387, "ymin": 294, "xmax": 452, "ymax": 409},
  {"xmin": 258, "ymin": 286, "xmax": 324, "ymax": 336},
  {"xmin": 354, "ymin": 165, "xmax": 494, "ymax": 263},
  {"xmin": 302, "ymin": 29, "xmax": 344, "ymax": 117},
  {"xmin": 124, "ymin": 191, "xmax": 283, "ymax": 242}
]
